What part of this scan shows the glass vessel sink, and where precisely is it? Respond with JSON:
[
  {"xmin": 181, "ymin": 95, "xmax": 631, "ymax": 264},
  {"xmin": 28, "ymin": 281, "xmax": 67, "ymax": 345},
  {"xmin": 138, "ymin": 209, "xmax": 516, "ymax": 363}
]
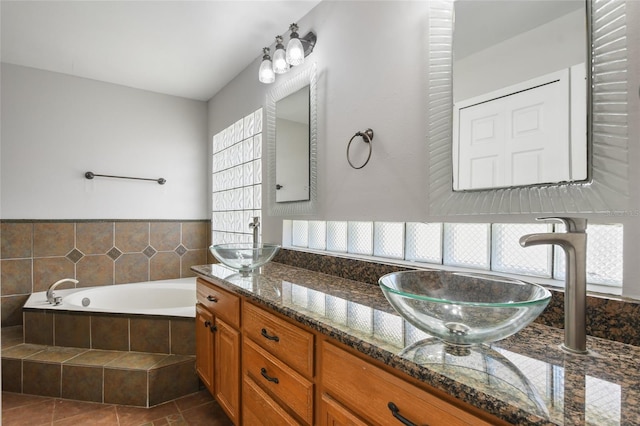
[
  {"xmin": 379, "ymin": 271, "xmax": 551, "ymax": 346},
  {"xmin": 209, "ymin": 243, "xmax": 280, "ymax": 275}
]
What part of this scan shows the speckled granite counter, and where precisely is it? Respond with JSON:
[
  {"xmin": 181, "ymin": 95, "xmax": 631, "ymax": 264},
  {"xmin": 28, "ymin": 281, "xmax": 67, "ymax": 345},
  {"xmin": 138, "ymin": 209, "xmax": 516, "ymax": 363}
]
[{"xmin": 192, "ymin": 262, "xmax": 640, "ymax": 426}]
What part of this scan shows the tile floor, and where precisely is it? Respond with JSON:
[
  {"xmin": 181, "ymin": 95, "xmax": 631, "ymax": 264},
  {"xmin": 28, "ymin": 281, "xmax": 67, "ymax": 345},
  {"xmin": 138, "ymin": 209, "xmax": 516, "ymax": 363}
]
[{"xmin": 2, "ymin": 389, "xmax": 233, "ymax": 426}]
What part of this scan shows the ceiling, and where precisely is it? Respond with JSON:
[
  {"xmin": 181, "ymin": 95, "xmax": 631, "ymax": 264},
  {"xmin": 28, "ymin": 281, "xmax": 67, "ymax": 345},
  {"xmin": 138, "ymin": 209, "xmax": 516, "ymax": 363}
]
[{"xmin": 1, "ymin": 1, "xmax": 321, "ymax": 101}]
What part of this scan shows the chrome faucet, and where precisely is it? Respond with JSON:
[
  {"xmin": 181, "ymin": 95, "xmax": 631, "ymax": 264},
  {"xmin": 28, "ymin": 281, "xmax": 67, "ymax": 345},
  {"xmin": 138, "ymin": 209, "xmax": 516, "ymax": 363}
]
[
  {"xmin": 519, "ymin": 217, "xmax": 588, "ymax": 354},
  {"xmin": 47, "ymin": 278, "xmax": 79, "ymax": 305},
  {"xmin": 249, "ymin": 216, "xmax": 260, "ymax": 244}
]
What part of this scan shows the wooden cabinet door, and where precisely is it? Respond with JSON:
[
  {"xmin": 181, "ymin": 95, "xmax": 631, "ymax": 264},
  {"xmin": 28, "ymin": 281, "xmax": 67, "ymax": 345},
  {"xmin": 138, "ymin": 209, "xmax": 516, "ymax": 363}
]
[
  {"xmin": 195, "ymin": 304, "xmax": 214, "ymax": 394},
  {"xmin": 319, "ymin": 393, "xmax": 368, "ymax": 426},
  {"xmin": 215, "ymin": 317, "xmax": 241, "ymax": 425}
]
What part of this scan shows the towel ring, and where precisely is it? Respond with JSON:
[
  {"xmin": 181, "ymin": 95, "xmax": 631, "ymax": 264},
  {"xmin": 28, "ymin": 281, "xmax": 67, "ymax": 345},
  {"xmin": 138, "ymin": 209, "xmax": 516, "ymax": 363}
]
[{"xmin": 347, "ymin": 128, "xmax": 374, "ymax": 169}]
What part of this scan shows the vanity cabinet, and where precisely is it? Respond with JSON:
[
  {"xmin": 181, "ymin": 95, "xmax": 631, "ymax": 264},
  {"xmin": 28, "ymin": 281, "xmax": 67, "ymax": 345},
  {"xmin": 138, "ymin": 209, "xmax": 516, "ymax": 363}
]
[
  {"xmin": 195, "ymin": 275, "xmax": 505, "ymax": 426},
  {"xmin": 196, "ymin": 278, "xmax": 241, "ymax": 425},
  {"xmin": 320, "ymin": 341, "xmax": 495, "ymax": 426},
  {"xmin": 242, "ymin": 301, "xmax": 315, "ymax": 425}
]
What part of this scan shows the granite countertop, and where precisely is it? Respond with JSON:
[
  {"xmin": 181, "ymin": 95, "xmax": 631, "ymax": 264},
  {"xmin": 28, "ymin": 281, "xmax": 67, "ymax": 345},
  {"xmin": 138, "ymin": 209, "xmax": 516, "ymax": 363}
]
[{"xmin": 192, "ymin": 262, "xmax": 640, "ymax": 426}]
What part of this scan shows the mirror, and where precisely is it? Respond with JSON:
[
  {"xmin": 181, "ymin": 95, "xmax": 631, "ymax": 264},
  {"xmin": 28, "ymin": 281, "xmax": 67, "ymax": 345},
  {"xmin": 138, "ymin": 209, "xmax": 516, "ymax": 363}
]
[
  {"xmin": 275, "ymin": 86, "xmax": 310, "ymax": 202},
  {"xmin": 427, "ymin": 0, "xmax": 630, "ymax": 215},
  {"xmin": 266, "ymin": 63, "xmax": 318, "ymax": 216},
  {"xmin": 452, "ymin": 0, "xmax": 587, "ymax": 191}
]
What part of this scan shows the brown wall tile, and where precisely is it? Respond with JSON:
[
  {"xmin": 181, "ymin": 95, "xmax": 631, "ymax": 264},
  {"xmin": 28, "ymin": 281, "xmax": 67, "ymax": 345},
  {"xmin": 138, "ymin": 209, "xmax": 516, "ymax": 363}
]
[
  {"xmin": 1, "ymin": 222, "xmax": 33, "ymax": 259},
  {"xmin": 170, "ymin": 319, "xmax": 196, "ymax": 355},
  {"xmin": 23, "ymin": 310, "xmax": 54, "ymax": 345},
  {"xmin": 62, "ymin": 365, "xmax": 103, "ymax": 402},
  {"xmin": 2, "ymin": 358, "xmax": 22, "ymax": 392},
  {"xmin": 104, "ymin": 369, "xmax": 148, "ymax": 406},
  {"xmin": 23, "ymin": 360, "xmax": 61, "ymax": 397},
  {"xmin": 151, "ymin": 222, "xmax": 181, "ymax": 251},
  {"xmin": 115, "ymin": 222, "xmax": 149, "ymax": 253},
  {"xmin": 55, "ymin": 313, "xmax": 91, "ymax": 348},
  {"xmin": 1, "ymin": 259, "xmax": 32, "ymax": 295},
  {"xmin": 76, "ymin": 222, "xmax": 114, "ymax": 255},
  {"xmin": 33, "ymin": 223, "xmax": 75, "ymax": 257},
  {"xmin": 181, "ymin": 250, "xmax": 207, "ymax": 278},
  {"xmin": 150, "ymin": 252, "xmax": 180, "ymax": 281},
  {"xmin": 2, "ymin": 295, "xmax": 29, "ymax": 327},
  {"xmin": 148, "ymin": 360, "xmax": 199, "ymax": 406},
  {"xmin": 76, "ymin": 255, "xmax": 114, "ymax": 287},
  {"xmin": 33, "ymin": 257, "xmax": 75, "ymax": 293},
  {"xmin": 181, "ymin": 222, "xmax": 208, "ymax": 249},
  {"xmin": 115, "ymin": 253, "xmax": 149, "ymax": 284},
  {"xmin": 91, "ymin": 315, "xmax": 129, "ymax": 351},
  {"xmin": 130, "ymin": 317, "xmax": 170, "ymax": 354}
]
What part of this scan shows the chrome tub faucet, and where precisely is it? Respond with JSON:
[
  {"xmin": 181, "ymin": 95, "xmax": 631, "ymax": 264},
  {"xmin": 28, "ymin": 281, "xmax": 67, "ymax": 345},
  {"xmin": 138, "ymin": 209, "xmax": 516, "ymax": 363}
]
[
  {"xmin": 46, "ymin": 278, "xmax": 79, "ymax": 305},
  {"xmin": 520, "ymin": 217, "xmax": 588, "ymax": 354}
]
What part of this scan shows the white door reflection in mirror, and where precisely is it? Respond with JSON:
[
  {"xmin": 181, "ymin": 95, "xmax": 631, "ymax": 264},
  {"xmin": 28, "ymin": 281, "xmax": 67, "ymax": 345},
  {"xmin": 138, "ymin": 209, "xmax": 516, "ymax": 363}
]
[
  {"xmin": 452, "ymin": 0, "xmax": 587, "ymax": 191},
  {"xmin": 275, "ymin": 86, "xmax": 310, "ymax": 202}
]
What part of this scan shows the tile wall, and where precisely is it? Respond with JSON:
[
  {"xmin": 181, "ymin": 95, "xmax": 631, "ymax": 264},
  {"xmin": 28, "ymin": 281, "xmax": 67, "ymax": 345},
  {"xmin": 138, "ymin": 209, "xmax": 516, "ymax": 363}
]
[{"xmin": 0, "ymin": 220, "xmax": 212, "ymax": 326}]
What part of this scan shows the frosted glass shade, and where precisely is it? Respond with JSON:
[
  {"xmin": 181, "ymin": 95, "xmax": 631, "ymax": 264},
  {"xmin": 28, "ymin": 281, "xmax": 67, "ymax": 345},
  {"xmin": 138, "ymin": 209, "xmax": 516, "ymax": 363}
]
[
  {"xmin": 258, "ymin": 59, "xmax": 275, "ymax": 84},
  {"xmin": 273, "ymin": 48, "xmax": 289, "ymax": 74},
  {"xmin": 286, "ymin": 38, "xmax": 305, "ymax": 66}
]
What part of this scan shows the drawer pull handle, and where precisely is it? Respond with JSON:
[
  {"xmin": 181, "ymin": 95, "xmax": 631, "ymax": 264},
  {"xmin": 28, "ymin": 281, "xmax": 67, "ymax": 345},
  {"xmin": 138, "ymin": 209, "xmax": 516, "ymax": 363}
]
[
  {"xmin": 206, "ymin": 295, "xmax": 218, "ymax": 302},
  {"xmin": 260, "ymin": 368, "xmax": 279, "ymax": 384},
  {"xmin": 388, "ymin": 402, "xmax": 419, "ymax": 426},
  {"xmin": 204, "ymin": 320, "xmax": 211, "ymax": 328},
  {"xmin": 261, "ymin": 328, "xmax": 280, "ymax": 342},
  {"xmin": 210, "ymin": 324, "xmax": 218, "ymax": 333}
]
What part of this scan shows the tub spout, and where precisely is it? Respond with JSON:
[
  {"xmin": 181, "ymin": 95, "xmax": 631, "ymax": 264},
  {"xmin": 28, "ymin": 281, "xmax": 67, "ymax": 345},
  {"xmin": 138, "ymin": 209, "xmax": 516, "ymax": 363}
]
[
  {"xmin": 519, "ymin": 217, "xmax": 588, "ymax": 354},
  {"xmin": 47, "ymin": 278, "xmax": 79, "ymax": 305}
]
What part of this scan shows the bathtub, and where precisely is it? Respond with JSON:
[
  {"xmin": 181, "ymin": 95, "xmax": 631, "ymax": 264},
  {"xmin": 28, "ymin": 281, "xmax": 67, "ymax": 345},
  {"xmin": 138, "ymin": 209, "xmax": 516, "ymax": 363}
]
[{"xmin": 23, "ymin": 277, "xmax": 196, "ymax": 318}]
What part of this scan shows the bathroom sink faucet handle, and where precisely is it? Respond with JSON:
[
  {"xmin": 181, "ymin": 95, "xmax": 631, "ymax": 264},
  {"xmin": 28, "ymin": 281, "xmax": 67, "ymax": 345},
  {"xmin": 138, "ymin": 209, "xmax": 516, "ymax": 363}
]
[{"xmin": 536, "ymin": 217, "xmax": 587, "ymax": 233}]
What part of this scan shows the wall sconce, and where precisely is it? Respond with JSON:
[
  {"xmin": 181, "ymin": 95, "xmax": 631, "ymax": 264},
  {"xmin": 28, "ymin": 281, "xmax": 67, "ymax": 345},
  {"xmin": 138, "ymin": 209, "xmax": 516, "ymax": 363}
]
[{"xmin": 258, "ymin": 23, "xmax": 317, "ymax": 84}]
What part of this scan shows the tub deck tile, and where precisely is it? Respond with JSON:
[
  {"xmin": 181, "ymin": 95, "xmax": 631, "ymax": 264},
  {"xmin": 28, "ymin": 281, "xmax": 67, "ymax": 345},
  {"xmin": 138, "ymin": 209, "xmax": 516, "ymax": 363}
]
[
  {"xmin": 105, "ymin": 351, "xmax": 169, "ymax": 370},
  {"xmin": 63, "ymin": 349, "xmax": 126, "ymax": 366}
]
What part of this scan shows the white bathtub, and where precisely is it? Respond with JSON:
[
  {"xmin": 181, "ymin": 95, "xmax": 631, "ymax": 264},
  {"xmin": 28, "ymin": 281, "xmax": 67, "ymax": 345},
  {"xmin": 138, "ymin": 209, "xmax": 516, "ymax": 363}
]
[{"xmin": 23, "ymin": 277, "xmax": 196, "ymax": 317}]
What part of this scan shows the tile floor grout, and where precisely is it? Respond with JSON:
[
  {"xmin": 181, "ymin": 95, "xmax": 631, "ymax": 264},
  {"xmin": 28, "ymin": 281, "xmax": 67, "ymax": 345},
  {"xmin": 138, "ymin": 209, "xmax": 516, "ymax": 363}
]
[{"xmin": 2, "ymin": 389, "xmax": 233, "ymax": 426}]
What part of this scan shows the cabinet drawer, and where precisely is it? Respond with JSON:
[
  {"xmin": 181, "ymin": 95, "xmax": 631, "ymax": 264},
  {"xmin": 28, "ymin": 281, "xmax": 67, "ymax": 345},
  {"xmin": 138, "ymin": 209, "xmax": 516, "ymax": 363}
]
[
  {"xmin": 321, "ymin": 341, "xmax": 493, "ymax": 426},
  {"xmin": 243, "ymin": 338, "xmax": 313, "ymax": 424},
  {"xmin": 243, "ymin": 375, "xmax": 300, "ymax": 426},
  {"xmin": 196, "ymin": 278, "xmax": 240, "ymax": 328},
  {"xmin": 243, "ymin": 302, "xmax": 314, "ymax": 377}
]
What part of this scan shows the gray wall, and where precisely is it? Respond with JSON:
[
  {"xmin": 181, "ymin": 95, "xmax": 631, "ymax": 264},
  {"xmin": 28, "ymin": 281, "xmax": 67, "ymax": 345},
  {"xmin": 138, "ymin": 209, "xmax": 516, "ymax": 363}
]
[
  {"xmin": 1, "ymin": 63, "xmax": 209, "ymax": 220},
  {"xmin": 208, "ymin": 1, "xmax": 640, "ymax": 299}
]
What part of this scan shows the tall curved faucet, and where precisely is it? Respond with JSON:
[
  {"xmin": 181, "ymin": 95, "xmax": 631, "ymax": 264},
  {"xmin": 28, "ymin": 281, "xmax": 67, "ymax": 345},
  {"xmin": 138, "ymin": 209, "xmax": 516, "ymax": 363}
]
[
  {"xmin": 519, "ymin": 217, "xmax": 588, "ymax": 354},
  {"xmin": 249, "ymin": 216, "xmax": 260, "ymax": 244},
  {"xmin": 47, "ymin": 278, "xmax": 79, "ymax": 305}
]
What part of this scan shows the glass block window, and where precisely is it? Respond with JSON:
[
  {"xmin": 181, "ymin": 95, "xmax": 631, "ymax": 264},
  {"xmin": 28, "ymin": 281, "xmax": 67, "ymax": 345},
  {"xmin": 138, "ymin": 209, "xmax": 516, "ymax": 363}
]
[
  {"xmin": 280, "ymin": 219, "xmax": 623, "ymax": 288},
  {"xmin": 308, "ymin": 221, "xmax": 327, "ymax": 250},
  {"xmin": 327, "ymin": 221, "xmax": 348, "ymax": 253},
  {"xmin": 555, "ymin": 224, "xmax": 623, "ymax": 286},
  {"xmin": 292, "ymin": 220, "xmax": 309, "ymax": 248},
  {"xmin": 373, "ymin": 222, "xmax": 404, "ymax": 259},
  {"xmin": 347, "ymin": 302, "xmax": 373, "ymax": 335},
  {"xmin": 443, "ymin": 223, "xmax": 490, "ymax": 269},
  {"xmin": 348, "ymin": 221, "xmax": 373, "ymax": 255},
  {"xmin": 492, "ymin": 223, "xmax": 552, "ymax": 277},
  {"xmin": 212, "ymin": 108, "xmax": 263, "ymax": 244},
  {"xmin": 405, "ymin": 222, "xmax": 443, "ymax": 263}
]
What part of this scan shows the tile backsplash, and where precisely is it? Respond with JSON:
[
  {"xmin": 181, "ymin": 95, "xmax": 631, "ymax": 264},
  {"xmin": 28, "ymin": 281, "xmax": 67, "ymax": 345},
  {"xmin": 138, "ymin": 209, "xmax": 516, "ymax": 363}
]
[{"xmin": 1, "ymin": 219, "xmax": 212, "ymax": 326}]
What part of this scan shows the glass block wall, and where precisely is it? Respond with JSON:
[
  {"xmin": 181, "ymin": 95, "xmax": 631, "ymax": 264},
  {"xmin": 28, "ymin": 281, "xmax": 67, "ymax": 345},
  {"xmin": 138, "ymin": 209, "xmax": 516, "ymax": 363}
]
[
  {"xmin": 283, "ymin": 220, "xmax": 624, "ymax": 287},
  {"xmin": 211, "ymin": 108, "xmax": 263, "ymax": 245}
]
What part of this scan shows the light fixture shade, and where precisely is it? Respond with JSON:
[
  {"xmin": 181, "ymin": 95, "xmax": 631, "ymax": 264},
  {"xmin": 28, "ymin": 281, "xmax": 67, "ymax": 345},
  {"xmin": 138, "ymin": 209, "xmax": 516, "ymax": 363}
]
[
  {"xmin": 286, "ymin": 23, "xmax": 305, "ymax": 66},
  {"xmin": 286, "ymin": 38, "xmax": 304, "ymax": 66},
  {"xmin": 272, "ymin": 36, "xmax": 289, "ymax": 74},
  {"xmin": 258, "ymin": 47, "xmax": 275, "ymax": 84}
]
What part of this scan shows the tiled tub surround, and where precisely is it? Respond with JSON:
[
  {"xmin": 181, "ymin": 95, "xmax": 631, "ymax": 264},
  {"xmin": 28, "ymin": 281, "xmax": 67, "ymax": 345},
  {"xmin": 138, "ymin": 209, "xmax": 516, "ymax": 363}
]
[
  {"xmin": 2, "ymin": 309, "xmax": 198, "ymax": 407},
  {"xmin": 0, "ymin": 219, "xmax": 211, "ymax": 326},
  {"xmin": 274, "ymin": 248, "xmax": 640, "ymax": 347},
  {"xmin": 192, "ymin": 262, "xmax": 640, "ymax": 425}
]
